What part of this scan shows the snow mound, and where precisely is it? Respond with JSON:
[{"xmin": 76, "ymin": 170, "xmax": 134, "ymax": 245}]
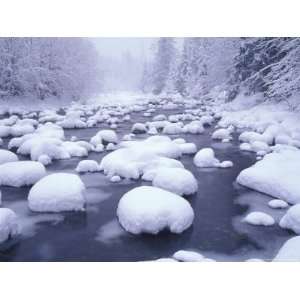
[
  {"xmin": 194, "ymin": 148, "xmax": 219, "ymax": 167},
  {"xmin": 243, "ymin": 211, "xmax": 275, "ymax": 226},
  {"xmin": 162, "ymin": 123, "xmax": 182, "ymax": 135},
  {"xmin": 28, "ymin": 173, "xmax": 86, "ymax": 212},
  {"xmin": 212, "ymin": 128, "xmax": 232, "ymax": 140},
  {"xmin": 173, "ymin": 250, "xmax": 205, "ymax": 262},
  {"xmin": 0, "ymin": 208, "xmax": 19, "ymax": 243},
  {"xmin": 76, "ymin": 160, "xmax": 100, "ymax": 173},
  {"xmin": 152, "ymin": 167, "xmax": 198, "ymax": 196},
  {"xmin": 268, "ymin": 199, "xmax": 289, "ymax": 209},
  {"xmin": 193, "ymin": 148, "xmax": 232, "ymax": 168},
  {"xmin": 274, "ymin": 236, "xmax": 300, "ymax": 261},
  {"xmin": 237, "ymin": 150, "xmax": 300, "ymax": 204},
  {"xmin": 182, "ymin": 121, "xmax": 204, "ymax": 134},
  {"xmin": 131, "ymin": 123, "xmax": 147, "ymax": 134},
  {"xmin": 0, "ymin": 149, "xmax": 19, "ymax": 165},
  {"xmin": 179, "ymin": 143, "xmax": 197, "ymax": 154},
  {"xmin": 117, "ymin": 186, "xmax": 194, "ymax": 234},
  {"xmin": 279, "ymin": 204, "xmax": 300, "ymax": 234},
  {"xmin": 100, "ymin": 136, "xmax": 182, "ymax": 179},
  {"xmin": 0, "ymin": 161, "xmax": 46, "ymax": 187},
  {"xmin": 95, "ymin": 129, "xmax": 118, "ymax": 144}
]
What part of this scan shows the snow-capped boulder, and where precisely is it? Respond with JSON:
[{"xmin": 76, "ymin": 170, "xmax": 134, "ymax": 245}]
[
  {"xmin": 237, "ymin": 150, "xmax": 300, "ymax": 204},
  {"xmin": 0, "ymin": 125, "xmax": 11, "ymax": 138},
  {"xmin": 110, "ymin": 175, "xmax": 121, "ymax": 182},
  {"xmin": 0, "ymin": 161, "xmax": 46, "ymax": 187},
  {"xmin": 274, "ymin": 236, "xmax": 300, "ymax": 261},
  {"xmin": 96, "ymin": 129, "xmax": 118, "ymax": 144},
  {"xmin": 0, "ymin": 149, "xmax": 18, "ymax": 165},
  {"xmin": 243, "ymin": 212, "xmax": 275, "ymax": 226},
  {"xmin": 240, "ymin": 143, "xmax": 252, "ymax": 151},
  {"xmin": 100, "ymin": 136, "xmax": 182, "ymax": 180},
  {"xmin": 0, "ymin": 208, "xmax": 19, "ymax": 243},
  {"xmin": 279, "ymin": 204, "xmax": 300, "ymax": 234},
  {"xmin": 152, "ymin": 167, "xmax": 198, "ymax": 196},
  {"xmin": 28, "ymin": 173, "xmax": 86, "ymax": 212},
  {"xmin": 268, "ymin": 199, "xmax": 289, "ymax": 209},
  {"xmin": 76, "ymin": 160, "xmax": 100, "ymax": 173},
  {"xmin": 162, "ymin": 123, "xmax": 182, "ymax": 135},
  {"xmin": 193, "ymin": 148, "xmax": 219, "ymax": 168},
  {"xmin": 62, "ymin": 142, "xmax": 88, "ymax": 157},
  {"xmin": 182, "ymin": 121, "xmax": 204, "ymax": 134},
  {"xmin": 179, "ymin": 143, "xmax": 197, "ymax": 154},
  {"xmin": 131, "ymin": 123, "xmax": 147, "ymax": 134},
  {"xmin": 212, "ymin": 128, "xmax": 232, "ymax": 140},
  {"xmin": 173, "ymin": 250, "xmax": 205, "ymax": 262},
  {"xmin": 117, "ymin": 186, "xmax": 194, "ymax": 235}
]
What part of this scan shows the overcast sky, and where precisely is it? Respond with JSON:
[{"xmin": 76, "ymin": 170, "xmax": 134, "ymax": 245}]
[{"xmin": 91, "ymin": 38, "xmax": 156, "ymax": 61}]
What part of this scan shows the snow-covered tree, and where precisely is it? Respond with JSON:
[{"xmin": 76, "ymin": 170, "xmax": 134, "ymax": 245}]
[
  {"xmin": 0, "ymin": 38, "xmax": 102, "ymax": 100},
  {"xmin": 151, "ymin": 38, "xmax": 176, "ymax": 94}
]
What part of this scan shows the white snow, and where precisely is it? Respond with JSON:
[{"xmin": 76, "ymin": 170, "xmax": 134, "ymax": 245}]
[
  {"xmin": 179, "ymin": 143, "xmax": 197, "ymax": 154},
  {"xmin": 95, "ymin": 129, "xmax": 118, "ymax": 144},
  {"xmin": 279, "ymin": 204, "xmax": 300, "ymax": 234},
  {"xmin": 110, "ymin": 175, "xmax": 121, "ymax": 182},
  {"xmin": 28, "ymin": 173, "xmax": 86, "ymax": 212},
  {"xmin": 131, "ymin": 123, "xmax": 147, "ymax": 134},
  {"xmin": 0, "ymin": 149, "xmax": 19, "ymax": 165},
  {"xmin": 152, "ymin": 167, "xmax": 198, "ymax": 196},
  {"xmin": 274, "ymin": 236, "xmax": 300, "ymax": 261},
  {"xmin": 99, "ymin": 136, "xmax": 182, "ymax": 179},
  {"xmin": 0, "ymin": 208, "xmax": 19, "ymax": 243},
  {"xmin": 0, "ymin": 161, "xmax": 46, "ymax": 187},
  {"xmin": 172, "ymin": 250, "xmax": 205, "ymax": 262},
  {"xmin": 193, "ymin": 147, "xmax": 232, "ymax": 168},
  {"xmin": 237, "ymin": 150, "xmax": 300, "ymax": 204},
  {"xmin": 162, "ymin": 123, "xmax": 183, "ymax": 135},
  {"xmin": 268, "ymin": 199, "xmax": 289, "ymax": 209},
  {"xmin": 212, "ymin": 128, "xmax": 232, "ymax": 140},
  {"xmin": 116, "ymin": 186, "xmax": 194, "ymax": 234},
  {"xmin": 76, "ymin": 160, "xmax": 100, "ymax": 173},
  {"xmin": 243, "ymin": 211, "xmax": 275, "ymax": 226},
  {"xmin": 194, "ymin": 148, "xmax": 219, "ymax": 168}
]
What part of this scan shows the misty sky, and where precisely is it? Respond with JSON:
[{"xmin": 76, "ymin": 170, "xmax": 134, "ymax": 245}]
[{"xmin": 92, "ymin": 38, "xmax": 156, "ymax": 60}]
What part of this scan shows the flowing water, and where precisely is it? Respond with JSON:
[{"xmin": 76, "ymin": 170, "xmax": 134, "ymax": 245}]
[{"xmin": 0, "ymin": 108, "xmax": 293, "ymax": 261}]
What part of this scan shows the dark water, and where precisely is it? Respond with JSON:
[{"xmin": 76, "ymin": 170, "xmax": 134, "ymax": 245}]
[{"xmin": 0, "ymin": 109, "xmax": 293, "ymax": 261}]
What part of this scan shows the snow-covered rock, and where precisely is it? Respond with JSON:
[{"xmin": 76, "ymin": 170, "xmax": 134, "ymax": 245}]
[
  {"xmin": 110, "ymin": 175, "xmax": 121, "ymax": 182},
  {"xmin": 100, "ymin": 136, "xmax": 182, "ymax": 179},
  {"xmin": 117, "ymin": 186, "xmax": 194, "ymax": 234},
  {"xmin": 182, "ymin": 121, "xmax": 204, "ymax": 134},
  {"xmin": 152, "ymin": 167, "xmax": 198, "ymax": 196},
  {"xmin": 179, "ymin": 143, "xmax": 197, "ymax": 154},
  {"xmin": 162, "ymin": 123, "xmax": 182, "ymax": 135},
  {"xmin": 173, "ymin": 250, "xmax": 205, "ymax": 262},
  {"xmin": 194, "ymin": 148, "xmax": 218, "ymax": 168},
  {"xmin": 279, "ymin": 204, "xmax": 300, "ymax": 234},
  {"xmin": 96, "ymin": 129, "xmax": 118, "ymax": 144},
  {"xmin": 243, "ymin": 211, "xmax": 275, "ymax": 226},
  {"xmin": 0, "ymin": 161, "xmax": 46, "ymax": 187},
  {"xmin": 237, "ymin": 150, "xmax": 300, "ymax": 204},
  {"xmin": 273, "ymin": 236, "xmax": 300, "ymax": 261},
  {"xmin": 28, "ymin": 173, "xmax": 86, "ymax": 212},
  {"xmin": 131, "ymin": 123, "xmax": 147, "ymax": 134},
  {"xmin": 268, "ymin": 199, "xmax": 289, "ymax": 209},
  {"xmin": 0, "ymin": 208, "xmax": 19, "ymax": 243},
  {"xmin": 76, "ymin": 160, "xmax": 100, "ymax": 173},
  {"xmin": 193, "ymin": 148, "xmax": 230, "ymax": 168},
  {"xmin": 0, "ymin": 149, "xmax": 19, "ymax": 165},
  {"xmin": 212, "ymin": 128, "xmax": 232, "ymax": 140}
]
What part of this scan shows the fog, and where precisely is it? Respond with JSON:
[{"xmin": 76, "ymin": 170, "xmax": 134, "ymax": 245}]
[{"xmin": 92, "ymin": 38, "xmax": 156, "ymax": 92}]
